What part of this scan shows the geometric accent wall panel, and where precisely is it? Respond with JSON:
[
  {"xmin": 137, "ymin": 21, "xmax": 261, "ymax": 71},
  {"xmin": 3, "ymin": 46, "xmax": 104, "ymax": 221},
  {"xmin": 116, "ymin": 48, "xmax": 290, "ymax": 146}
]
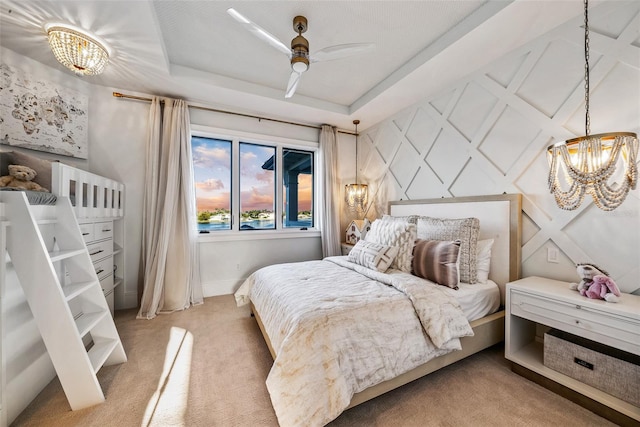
[
  {"xmin": 478, "ymin": 106, "xmax": 541, "ymax": 175},
  {"xmin": 405, "ymin": 107, "xmax": 439, "ymax": 154},
  {"xmin": 357, "ymin": 2, "xmax": 640, "ymax": 293},
  {"xmin": 516, "ymin": 39, "xmax": 587, "ymax": 118},
  {"xmin": 448, "ymin": 81, "xmax": 498, "ymax": 141}
]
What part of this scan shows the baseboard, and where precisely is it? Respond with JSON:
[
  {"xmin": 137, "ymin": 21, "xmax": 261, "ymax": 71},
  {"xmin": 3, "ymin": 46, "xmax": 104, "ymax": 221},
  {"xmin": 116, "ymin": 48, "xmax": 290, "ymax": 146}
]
[
  {"xmin": 202, "ymin": 279, "xmax": 244, "ymax": 298},
  {"xmin": 114, "ymin": 291, "xmax": 138, "ymax": 310},
  {"xmin": 511, "ymin": 363, "xmax": 638, "ymax": 427}
]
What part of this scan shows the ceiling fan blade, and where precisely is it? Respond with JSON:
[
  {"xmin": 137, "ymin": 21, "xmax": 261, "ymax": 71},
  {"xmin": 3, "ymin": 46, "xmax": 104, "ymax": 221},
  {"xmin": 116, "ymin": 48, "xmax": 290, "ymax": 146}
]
[
  {"xmin": 227, "ymin": 8, "xmax": 291, "ymax": 58},
  {"xmin": 310, "ymin": 43, "xmax": 375, "ymax": 63},
  {"xmin": 285, "ymin": 71, "xmax": 302, "ymax": 98}
]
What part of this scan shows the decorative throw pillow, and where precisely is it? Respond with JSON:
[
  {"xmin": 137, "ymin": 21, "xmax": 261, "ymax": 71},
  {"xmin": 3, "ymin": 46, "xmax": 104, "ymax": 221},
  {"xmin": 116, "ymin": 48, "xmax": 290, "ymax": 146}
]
[
  {"xmin": 412, "ymin": 239, "xmax": 461, "ymax": 289},
  {"xmin": 476, "ymin": 239, "xmax": 494, "ymax": 284},
  {"xmin": 365, "ymin": 218, "xmax": 417, "ymax": 272},
  {"xmin": 416, "ymin": 216, "xmax": 480, "ymax": 284},
  {"xmin": 382, "ymin": 214, "xmax": 418, "ymax": 224},
  {"xmin": 348, "ymin": 240, "xmax": 399, "ymax": 272}
]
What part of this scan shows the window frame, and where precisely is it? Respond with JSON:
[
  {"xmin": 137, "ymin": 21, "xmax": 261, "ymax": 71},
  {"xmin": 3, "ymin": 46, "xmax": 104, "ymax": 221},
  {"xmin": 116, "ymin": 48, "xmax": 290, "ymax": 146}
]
[{"xmin": 191, "ymin": 125, "xmax": 320, "ymax": 241}]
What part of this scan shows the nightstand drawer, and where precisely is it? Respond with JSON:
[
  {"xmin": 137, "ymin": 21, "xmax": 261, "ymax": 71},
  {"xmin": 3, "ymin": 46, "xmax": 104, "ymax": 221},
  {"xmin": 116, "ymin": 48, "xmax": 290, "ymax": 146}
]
[
  {"xmin": 511, "ymin": 289, "xmax": 640, "ymax": 355},
  {"xmin": 341, "ymin": 242, "xmax": 354, "ymax": 256}
]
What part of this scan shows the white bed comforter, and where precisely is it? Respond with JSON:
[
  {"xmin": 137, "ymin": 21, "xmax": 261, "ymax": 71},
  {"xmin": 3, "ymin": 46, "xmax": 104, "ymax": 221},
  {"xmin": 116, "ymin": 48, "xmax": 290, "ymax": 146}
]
[{"xmin": 235, "ymin": 256, "xmax": 474, "ymax": 427}]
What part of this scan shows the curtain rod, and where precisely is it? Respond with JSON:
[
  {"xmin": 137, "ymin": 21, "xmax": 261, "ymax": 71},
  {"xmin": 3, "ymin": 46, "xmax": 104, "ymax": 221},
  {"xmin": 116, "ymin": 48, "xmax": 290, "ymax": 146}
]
[{"xmin": 112, "ymin": 92, "xmax": 356, "ymax": 135}]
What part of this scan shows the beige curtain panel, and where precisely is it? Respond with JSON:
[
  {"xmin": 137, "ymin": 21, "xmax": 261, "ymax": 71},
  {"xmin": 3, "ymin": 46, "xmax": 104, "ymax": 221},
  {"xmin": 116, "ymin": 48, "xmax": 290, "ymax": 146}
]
[
  {"xmin": 319, "ymin": 124, "xmax": 341, "ymax": 257},
  {"xmin": 138, "ymin": 97, "xmax": 203, "ymax": 319}
]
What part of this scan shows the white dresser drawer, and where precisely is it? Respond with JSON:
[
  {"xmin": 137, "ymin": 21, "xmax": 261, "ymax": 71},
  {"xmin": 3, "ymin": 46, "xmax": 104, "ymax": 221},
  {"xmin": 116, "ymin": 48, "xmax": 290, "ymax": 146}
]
[
  {"xmin": 87, "ymin": 240, "xmax": 113, "ymax": 263},
  {"xmin": 100, "ymin": 274, "xmax": 114, "ymax": 294},
  {"xmin": 79, "ymin": 223, "xmax": 94, "ymax": 243},
  {"xmin": 511, "ymin": 288, "xmax": 640, "ymax": 355},
  {"xmin": 93, "ymin": 221, "xmax": 113, "ymax": 241},
  {"xmin": 93, "ymin": 257, "xmax": 113, "ymax": 280}
]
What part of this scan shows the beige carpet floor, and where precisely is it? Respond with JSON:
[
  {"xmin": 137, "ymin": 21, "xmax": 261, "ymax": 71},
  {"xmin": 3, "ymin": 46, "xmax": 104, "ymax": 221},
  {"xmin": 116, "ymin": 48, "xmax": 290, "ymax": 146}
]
[{"xmin": 11, "ymin": 295, "xmax": 615, "ymax": 427}]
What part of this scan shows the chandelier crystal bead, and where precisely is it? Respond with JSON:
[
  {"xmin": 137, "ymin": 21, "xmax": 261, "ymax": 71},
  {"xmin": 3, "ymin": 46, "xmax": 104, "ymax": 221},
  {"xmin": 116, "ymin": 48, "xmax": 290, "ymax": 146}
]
[{"xmin": 46, "ymin": 25, "xmax": 109, "ymax": 76}]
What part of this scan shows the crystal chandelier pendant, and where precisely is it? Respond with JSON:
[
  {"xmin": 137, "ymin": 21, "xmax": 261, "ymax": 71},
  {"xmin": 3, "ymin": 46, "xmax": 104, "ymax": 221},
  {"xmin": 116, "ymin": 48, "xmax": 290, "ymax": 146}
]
[
  {"xmin": 547, "ymin": 0, "xmax": 639, "ymax": 211},
  {"xmin": 547, "ymin": 132, "xmax": 638, "ymax": 211},
  {"xmin": 345, "ymin": 120, "xmax": 369, "ymax": 213}
]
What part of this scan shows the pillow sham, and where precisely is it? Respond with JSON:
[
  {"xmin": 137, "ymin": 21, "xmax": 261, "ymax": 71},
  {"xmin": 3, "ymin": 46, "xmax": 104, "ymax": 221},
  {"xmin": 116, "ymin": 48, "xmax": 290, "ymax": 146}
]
[
  {"xmin": 381, "ymin": 214, "xmax": 418, "ymax": 224},
  {"xmin": 365, "ymin": 218, "xmax": 416, "ymax": 272},
  {"xmin": 476, "ymin": 238, "xmax": 494, "ymax": 284},
  {"xmin": 412, "ymin": 239, "xmax": 460, "ymax": 289},
  {"xmin": 416, "ymin": 216, "xmax": 480, "ymax": 284},
  {"xmin": 348, "ymin": 240, "xmax": 399, "ymax": 272}
]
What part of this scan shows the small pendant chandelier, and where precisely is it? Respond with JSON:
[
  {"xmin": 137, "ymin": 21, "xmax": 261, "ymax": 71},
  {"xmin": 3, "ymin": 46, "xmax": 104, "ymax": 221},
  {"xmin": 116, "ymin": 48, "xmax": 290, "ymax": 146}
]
[
  {"xmin": 345, "ymin": 120, "xmax": 368, "ymax": 212},
  {"xmin": 547, "ymin": 0, "xmax": 638, "ymax": 211}
]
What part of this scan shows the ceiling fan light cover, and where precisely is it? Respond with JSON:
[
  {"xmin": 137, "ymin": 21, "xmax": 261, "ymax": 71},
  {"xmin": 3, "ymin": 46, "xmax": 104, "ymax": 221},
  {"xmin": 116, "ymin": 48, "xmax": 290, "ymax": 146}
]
[
  {"xmin": 46, "ymin": 25, "xmax": 109, "ymax": 76},
  {"xmin": 291, "ymin": 57, "xmax": 308, "ymax": 72}
]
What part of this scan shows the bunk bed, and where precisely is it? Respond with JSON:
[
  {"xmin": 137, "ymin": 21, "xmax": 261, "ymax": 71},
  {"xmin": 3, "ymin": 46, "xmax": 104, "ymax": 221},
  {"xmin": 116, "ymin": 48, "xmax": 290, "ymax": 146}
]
[
  {"xmin": 0, "ymin": 150, "xmax": 126, "ymax": 425},
  {"xmin": 236, "ymin": 194, "xmax": 522, "ymax": 427}
]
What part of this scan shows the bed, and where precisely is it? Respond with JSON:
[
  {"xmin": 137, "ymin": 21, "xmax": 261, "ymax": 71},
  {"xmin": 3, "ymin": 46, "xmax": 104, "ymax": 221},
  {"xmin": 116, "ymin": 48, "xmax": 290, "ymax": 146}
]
[
  {"xmin": 235, "ymin": 194, "xmax": 522, "ymax": 427},
  {"xmin": 0, "ymin": 150, "xmax": 125, "ymax": 425}
]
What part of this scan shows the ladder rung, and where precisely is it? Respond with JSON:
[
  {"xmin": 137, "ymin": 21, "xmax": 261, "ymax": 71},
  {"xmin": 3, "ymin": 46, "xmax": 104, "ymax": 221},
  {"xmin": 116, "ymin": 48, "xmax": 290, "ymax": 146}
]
[
  {"xmin": 88, "ymin": 338, "xmax": 119, "ymax": 373},
  {"xmin": 49, "ymin": 248, "xmax": 87, "ymax": 262},
  {"xmin": 75, "ymin": 310, "xmax": 110, "ymax": 337},
  {"xmin": 63, "ymin": 281, "xmax": 99, "ymax": 301}
]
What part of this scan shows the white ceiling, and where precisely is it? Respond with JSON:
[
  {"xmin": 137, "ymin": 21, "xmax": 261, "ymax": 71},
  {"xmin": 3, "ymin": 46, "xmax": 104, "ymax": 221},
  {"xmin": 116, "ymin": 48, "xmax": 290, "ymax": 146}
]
[{"xmin": 0, "ymin": 1, "xmax": 590, "ymax": 130}]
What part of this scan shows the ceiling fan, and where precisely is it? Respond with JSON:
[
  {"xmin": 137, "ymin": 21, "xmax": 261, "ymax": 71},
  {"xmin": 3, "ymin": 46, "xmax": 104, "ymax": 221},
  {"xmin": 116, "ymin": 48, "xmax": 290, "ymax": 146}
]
[{"xmin": 227, "ymin": 8, "xmax": 375, "ymax": 98}]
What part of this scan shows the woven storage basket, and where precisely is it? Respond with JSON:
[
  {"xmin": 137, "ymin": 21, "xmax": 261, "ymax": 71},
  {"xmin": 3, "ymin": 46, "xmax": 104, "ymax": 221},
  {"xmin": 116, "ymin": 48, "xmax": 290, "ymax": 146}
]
[{"xmin": 544, "ymin": 329, "xmax": 640, "ymax": 407}]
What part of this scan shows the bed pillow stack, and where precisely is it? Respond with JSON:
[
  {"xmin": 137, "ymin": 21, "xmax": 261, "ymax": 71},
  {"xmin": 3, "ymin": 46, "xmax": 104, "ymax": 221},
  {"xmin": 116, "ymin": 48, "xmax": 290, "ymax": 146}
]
[{"xmin": 364, "ymin": 216, "xmax": 417, "ymax": 272}]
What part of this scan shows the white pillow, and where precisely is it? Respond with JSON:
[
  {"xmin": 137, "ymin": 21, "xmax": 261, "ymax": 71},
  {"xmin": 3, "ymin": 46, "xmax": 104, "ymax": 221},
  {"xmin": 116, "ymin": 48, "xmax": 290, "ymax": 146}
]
[
  {"xmin": 476, "ymin": 239, "xmax": 494, "ymax": 284},
  {"xmin": 348, "ymin": 240, "xmax": 399, "ymax": 272},
  {"xmin": 365, "ymin": 218, "xmax": 416, "ymax": 272}
]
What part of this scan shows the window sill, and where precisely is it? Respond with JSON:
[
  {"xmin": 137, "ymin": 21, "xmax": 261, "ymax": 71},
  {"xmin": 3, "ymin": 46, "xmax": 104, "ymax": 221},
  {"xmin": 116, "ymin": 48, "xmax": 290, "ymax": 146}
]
[{"xmin": 197, "ymin": 229, "xmax": 321, "ymax": 242}]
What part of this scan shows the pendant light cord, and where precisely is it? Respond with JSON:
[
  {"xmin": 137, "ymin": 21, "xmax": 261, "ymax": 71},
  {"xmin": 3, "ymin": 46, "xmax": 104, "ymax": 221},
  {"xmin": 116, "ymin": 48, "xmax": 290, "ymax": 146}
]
[
  {"xmin": 584, "ymin": 0, "xmax": 591, "ymax": 137},
  {"xmin": 354, "ymin": 119, "xmax": 360, "ymax": 184}
]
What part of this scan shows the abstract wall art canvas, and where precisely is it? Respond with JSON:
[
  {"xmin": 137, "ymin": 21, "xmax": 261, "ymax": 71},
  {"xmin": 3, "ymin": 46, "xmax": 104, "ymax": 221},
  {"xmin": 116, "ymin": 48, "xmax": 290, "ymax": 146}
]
[{"xmin": 0, "ymin": 62, "xmax": 89, "ymax": 159}]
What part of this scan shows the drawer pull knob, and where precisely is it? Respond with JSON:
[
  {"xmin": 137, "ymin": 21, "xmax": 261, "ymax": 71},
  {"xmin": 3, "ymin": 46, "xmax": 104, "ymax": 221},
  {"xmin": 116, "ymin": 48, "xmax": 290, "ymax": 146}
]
[
  {"xmin": 82, "ymin": 232, "xmax": 90, "ymax": 236},
  {"xmin": 96, "ymin": 268, "xmax": 104, "ymax": 275},
  {"xmin": 90, "ymin": 249, "xmax": 104, "ymax": 256},
  {"xmin": 575, "ymin": 320, "xmax": 580, "ymax": 324},
  {"xmin": 102, "ymin": 229, "xmax": 112, "ymax": 232},
  {"xmin": 576, "ymin": 305, "xmax": 581, "ymax": 309}
]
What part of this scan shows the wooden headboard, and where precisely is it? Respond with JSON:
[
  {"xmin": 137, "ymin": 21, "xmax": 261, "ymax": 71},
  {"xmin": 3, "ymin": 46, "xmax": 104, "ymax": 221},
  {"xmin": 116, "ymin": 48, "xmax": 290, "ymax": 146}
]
[{"xmin": 388, "ymin": 194, "xmax": 522, "ymax": 304}]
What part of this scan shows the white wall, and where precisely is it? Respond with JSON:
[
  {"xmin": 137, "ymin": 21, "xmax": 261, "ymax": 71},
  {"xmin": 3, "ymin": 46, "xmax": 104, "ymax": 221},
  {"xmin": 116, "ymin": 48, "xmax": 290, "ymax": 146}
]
[{"xmin": 355, "ymin": 2, "xmax": 640, "ymax": 294}]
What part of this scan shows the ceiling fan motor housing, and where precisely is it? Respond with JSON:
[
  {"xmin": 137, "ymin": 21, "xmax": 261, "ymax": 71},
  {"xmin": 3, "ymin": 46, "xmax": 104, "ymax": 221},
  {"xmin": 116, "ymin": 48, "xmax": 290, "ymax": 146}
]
[{"xmin": 291, "ymin": 15, "xmax": 309, "ymax": 72}]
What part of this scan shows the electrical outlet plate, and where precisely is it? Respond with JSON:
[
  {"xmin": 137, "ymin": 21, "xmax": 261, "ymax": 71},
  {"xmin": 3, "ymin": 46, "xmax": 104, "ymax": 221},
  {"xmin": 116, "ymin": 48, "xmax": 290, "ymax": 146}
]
[{"xmin": 547, "ymin": 247, "xmax": 559, "ymax": 263}]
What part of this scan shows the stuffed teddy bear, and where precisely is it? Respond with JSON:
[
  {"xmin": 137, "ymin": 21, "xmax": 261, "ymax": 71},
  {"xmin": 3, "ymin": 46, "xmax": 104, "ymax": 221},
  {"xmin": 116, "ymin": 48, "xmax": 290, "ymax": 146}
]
[
  {"xmin": 0, "ymin": 164, "xmax": 48, "ymax": 192},
  {"xmin": 569, "ymin": 263, "xmax": 620, "ymax": 302},
  {"xmin": 584, "ymin": 274, "xmax": 621, "ymax": 303}
]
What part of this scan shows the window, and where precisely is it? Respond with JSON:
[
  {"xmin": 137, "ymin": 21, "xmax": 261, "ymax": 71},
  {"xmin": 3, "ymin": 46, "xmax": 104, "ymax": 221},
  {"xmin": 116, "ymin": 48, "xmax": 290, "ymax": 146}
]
[
  {"xmin": 191, "ymin": 131, "xmax": 316, "ymax": 234},
  {"xmin": 192, "ymin": 136, "xmax": 232, "ymax": 231}
]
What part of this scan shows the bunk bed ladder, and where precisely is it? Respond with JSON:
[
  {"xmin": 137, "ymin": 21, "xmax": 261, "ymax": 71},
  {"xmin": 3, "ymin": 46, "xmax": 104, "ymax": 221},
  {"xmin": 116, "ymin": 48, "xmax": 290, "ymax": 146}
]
[{"xmin": 2, "ymin": 191, "xmax": 126, "ymax": 410}]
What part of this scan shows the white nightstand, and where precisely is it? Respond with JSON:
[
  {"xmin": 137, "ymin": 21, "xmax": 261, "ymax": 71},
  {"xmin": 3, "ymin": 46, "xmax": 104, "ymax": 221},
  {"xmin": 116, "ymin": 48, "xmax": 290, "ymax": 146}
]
[
  {"xmin": 505, "ymin": 276, "xmax": 640, "ymax": 424},
  {"xmin": 340, "ymin": 242, "xmax": 355, "ymax": 256}
]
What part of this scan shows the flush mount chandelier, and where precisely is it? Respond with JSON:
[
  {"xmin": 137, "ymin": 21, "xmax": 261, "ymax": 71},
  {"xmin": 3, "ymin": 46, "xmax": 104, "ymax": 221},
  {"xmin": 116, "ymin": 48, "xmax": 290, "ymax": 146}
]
[
  {"xmin": 547, "ymin": 0, "xmax": 638, "ymax": 211},
  {"xmin": 345, "ymin": 120, "xmax": 368, "ymax": 212},
  {"xmin": 45, "ymin": 23, "xmax": 109, "ymax": 76}
]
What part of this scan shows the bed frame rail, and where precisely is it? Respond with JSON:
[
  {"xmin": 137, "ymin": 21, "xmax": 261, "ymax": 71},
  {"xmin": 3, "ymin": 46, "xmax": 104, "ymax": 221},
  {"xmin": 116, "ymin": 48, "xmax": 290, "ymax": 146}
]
[{"xmin": 52, "ymin": 163, "xmax": 124, "ymax": 219}]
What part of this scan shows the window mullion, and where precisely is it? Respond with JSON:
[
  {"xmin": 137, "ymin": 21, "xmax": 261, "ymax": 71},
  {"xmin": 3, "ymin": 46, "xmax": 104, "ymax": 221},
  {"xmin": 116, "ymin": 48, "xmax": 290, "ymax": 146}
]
[
  {"xmin": 275, "ymin": 145, "xmax": 283, "ymax": 230},
  {"xmin": 231, "ymin": 138, "xmax": 240, "ymax": 231}
]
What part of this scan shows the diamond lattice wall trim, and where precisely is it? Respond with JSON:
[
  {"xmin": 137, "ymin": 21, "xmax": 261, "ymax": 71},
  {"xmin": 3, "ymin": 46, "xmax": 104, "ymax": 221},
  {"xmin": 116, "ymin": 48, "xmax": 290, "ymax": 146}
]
[{"xmin": 356, "ymin": 2, "xmax": 640, "ymax": 293}]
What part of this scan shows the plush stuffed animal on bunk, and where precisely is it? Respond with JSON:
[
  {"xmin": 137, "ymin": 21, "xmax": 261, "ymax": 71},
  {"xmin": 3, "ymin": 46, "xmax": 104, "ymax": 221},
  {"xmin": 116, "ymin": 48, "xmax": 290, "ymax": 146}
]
[
  {"xmin": 569, "ymin": 263, "xmax": 620, "ymax": 303},
  {"xmin": 0, "ymin": 164, "xmax": 48, "ymax": 192}
]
